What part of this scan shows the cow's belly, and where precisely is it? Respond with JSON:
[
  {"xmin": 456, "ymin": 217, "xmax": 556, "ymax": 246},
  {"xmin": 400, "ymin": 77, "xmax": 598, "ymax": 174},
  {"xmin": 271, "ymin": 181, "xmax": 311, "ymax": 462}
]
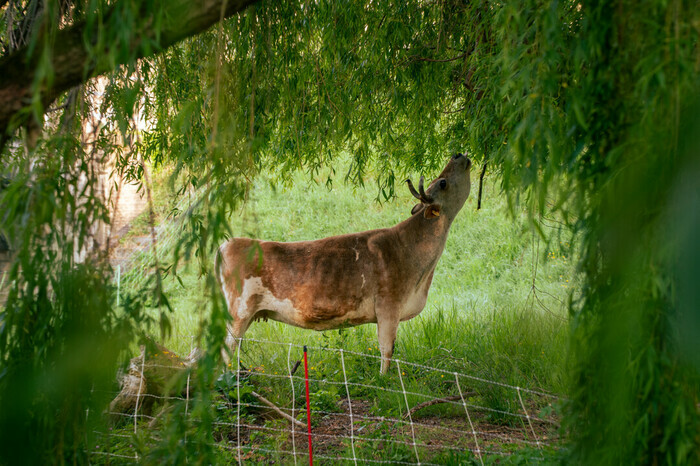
[
  {"xmin": 399, "ymin": 289, "xmax": 429, "ymax": 322},
  {"xmin": 271, "ymin": 300, "xmax": 377, "ymax": 331},
  {"xmin": 237, "ymin": 277, "xmax": 377, "ymax": 331}
]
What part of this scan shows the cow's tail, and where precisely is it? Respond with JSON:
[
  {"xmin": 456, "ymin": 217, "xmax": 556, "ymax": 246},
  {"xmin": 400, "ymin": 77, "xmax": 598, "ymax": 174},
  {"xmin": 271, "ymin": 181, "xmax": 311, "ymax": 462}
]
[
  {"xmin": 214, "ymin": 246, "xmax": 224, "ymax": 287},
  {"xmin": 214, "ymin": 245, "xmax": 225, "ymax": 293},
  {"xmin": 215, "ymin": 244, "xmax": 232, "ymax": 317},
  {"xmin": 215, "ymin": 244, "xmax": 236, "ymax": 362}
]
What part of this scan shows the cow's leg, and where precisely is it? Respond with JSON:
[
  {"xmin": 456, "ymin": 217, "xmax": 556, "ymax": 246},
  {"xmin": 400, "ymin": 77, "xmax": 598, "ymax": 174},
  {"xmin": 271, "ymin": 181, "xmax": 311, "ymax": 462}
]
[{"xmin": 376, "ymin": 316, "xmax": 400, "ymax": 375}]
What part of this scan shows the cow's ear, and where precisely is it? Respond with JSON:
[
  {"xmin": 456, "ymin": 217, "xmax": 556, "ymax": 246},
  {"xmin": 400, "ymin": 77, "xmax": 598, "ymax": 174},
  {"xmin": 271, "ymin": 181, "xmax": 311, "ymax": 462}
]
[
  {"xmin": 411, "ymin": 203, "xmax": 422, "ymax": 215},
  {"xmin": 424, "ymin": 205, "xmax": 441, "ymax": 219}
]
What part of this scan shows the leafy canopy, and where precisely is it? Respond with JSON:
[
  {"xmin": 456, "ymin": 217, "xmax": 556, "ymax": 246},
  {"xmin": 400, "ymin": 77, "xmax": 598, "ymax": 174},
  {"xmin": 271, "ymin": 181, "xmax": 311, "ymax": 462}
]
[{"xmin": 0, "ymin": 0, "xmax": 699, "ymax": 464}]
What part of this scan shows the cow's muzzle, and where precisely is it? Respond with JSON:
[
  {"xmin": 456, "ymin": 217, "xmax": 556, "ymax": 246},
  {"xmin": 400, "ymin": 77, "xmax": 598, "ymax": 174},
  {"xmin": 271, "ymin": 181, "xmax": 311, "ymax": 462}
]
[{"xmin": 453, "ymin": 152, "xmax": 471, "ymax": 168}]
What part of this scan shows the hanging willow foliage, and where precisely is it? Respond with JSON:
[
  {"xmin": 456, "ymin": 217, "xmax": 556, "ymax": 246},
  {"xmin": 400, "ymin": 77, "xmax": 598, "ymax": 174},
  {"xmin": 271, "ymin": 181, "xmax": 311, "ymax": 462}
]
[{"xmin": 0, "ymin": 0, "xmax": 699, "ymax": 464}]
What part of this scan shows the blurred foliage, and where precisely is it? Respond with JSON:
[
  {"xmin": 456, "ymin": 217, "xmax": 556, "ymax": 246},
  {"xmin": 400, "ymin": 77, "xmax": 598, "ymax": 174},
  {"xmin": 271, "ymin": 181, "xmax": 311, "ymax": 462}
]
[{"xmin": 1, "ymin": 0, "xmax": 699, "ymax": 464}]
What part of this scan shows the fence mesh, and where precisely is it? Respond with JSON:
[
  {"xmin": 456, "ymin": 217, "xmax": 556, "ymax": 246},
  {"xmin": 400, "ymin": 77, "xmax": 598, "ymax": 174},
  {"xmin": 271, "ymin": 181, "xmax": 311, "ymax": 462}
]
[{"xmin": 91, "ymin": 338, "xmax": 561, "ymax": 464}]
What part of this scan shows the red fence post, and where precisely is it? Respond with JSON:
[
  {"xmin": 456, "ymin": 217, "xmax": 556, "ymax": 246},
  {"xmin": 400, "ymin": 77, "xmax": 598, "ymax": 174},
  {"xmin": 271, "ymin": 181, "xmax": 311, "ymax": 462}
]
[{"xmin": 303, "ymin": 346, "xmax": 313, "ymax": 466}]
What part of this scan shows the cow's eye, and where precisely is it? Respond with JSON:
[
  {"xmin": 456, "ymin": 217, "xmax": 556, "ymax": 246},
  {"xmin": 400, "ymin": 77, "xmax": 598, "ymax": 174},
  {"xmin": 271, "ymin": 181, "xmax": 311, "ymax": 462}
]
[{"xmin": 440, "ymin": 179, "xmax": 447, "ymax": 189}]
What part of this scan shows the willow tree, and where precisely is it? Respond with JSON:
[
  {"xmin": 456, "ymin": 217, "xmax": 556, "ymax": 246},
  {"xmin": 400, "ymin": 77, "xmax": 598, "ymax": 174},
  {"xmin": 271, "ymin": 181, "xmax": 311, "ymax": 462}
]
[
  {"xmin": 0, "ymin": 1, "xmax": 257, "ymax": 463},
  {"xmin": 1, "ymin": 0, "xmax": 699, "ymax": 464}
]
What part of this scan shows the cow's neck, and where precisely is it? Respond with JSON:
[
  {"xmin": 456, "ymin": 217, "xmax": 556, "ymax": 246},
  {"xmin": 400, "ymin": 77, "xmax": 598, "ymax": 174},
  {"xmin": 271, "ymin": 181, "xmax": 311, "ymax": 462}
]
[{"xmin": 393, "ymin": 212, "xmax": 453, "ymax": 268}]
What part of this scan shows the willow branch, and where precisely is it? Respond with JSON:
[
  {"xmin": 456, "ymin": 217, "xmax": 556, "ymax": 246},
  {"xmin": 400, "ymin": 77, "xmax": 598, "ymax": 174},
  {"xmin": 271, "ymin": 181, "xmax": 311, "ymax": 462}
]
[
  {"xmin": 398, "ymin": 53, "xmax": 467, "ymax": 67},
  {"xmin": 0, "ymin": 0, "xmax": 259, "ymax": 140}
]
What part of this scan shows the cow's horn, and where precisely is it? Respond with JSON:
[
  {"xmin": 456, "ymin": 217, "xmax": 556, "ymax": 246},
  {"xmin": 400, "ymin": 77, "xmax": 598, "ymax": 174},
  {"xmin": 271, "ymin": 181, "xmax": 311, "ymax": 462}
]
[
  {"xmin": 405, "ymin": 179, "xmax": 423, "ymax": 201},
  {"xmin": 418, "ymin": 176, "xmax": 432, "ymax": 203}
]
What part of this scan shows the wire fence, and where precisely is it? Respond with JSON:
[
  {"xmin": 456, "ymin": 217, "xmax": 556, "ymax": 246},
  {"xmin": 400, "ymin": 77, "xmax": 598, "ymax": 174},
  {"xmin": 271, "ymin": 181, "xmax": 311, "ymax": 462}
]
[
  {"xmin": 90, "ymin": 337, "xmax": 561, "ymax": 464},
  {"xmin": 103, "ymin": 189, "xmax": 563, "ymax": 464}
]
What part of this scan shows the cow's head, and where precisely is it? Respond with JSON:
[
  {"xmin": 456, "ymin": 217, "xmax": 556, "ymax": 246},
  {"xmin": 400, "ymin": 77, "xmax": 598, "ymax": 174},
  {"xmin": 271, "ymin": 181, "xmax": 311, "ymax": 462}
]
[{"xmin": 406, "ymin": 153, "xmax": 472, "ymax": 220}]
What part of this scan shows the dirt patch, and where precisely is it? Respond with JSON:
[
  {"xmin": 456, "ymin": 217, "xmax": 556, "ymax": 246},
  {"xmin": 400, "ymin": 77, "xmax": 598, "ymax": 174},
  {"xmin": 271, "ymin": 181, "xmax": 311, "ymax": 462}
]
[{"xmin": 221, "ymin": 396, "xmax": 559, "ymax": 463}]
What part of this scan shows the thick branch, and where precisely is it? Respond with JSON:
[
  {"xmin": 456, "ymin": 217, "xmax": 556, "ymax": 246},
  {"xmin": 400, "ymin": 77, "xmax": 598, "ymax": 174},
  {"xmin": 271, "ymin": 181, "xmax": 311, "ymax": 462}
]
[{"xmin": 0, "ymin": 0, "xmax": 259, "ymax": 138}]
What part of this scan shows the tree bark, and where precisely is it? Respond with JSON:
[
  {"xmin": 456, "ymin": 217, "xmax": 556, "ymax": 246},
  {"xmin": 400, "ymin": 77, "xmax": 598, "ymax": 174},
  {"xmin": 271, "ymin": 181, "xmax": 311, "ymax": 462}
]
[{"xmin": 0, "ymin": 0, "xmax": 259, "ymax": 140}]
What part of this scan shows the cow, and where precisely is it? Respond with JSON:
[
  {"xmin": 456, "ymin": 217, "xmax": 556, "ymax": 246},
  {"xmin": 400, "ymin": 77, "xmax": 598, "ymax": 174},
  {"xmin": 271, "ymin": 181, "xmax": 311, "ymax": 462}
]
[{"xmin": 216, "ymin": 153, "xmax": 472, "ymax": 374}]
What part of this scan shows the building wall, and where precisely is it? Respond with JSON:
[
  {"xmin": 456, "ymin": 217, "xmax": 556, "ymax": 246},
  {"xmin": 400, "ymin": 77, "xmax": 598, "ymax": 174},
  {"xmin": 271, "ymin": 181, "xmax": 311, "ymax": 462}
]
[{"xmin": 108, "ymin": 178, "xmax": 147, "ymax": 240}]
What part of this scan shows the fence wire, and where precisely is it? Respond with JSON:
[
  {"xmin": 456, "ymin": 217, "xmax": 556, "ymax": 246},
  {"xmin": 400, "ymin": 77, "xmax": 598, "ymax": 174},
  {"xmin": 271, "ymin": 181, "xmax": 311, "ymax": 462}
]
[{"xmin": 90, "ymin": 338, "xmax": 561, "ymax": 464}]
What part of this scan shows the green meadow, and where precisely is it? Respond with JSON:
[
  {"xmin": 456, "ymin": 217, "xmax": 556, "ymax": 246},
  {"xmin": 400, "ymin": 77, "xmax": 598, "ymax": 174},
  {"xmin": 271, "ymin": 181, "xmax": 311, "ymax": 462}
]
[
  {"xmin": 106, "ymin": 165, "xmax": 580, "ymax": 462},
  {"xmin": 150, "ymin": 167, "xmax": 577, "ymax": 393}
]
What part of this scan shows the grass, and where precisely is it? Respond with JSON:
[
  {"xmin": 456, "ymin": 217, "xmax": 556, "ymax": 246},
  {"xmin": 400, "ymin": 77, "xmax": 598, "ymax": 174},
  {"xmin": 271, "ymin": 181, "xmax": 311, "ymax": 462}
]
[
  {"xmin": 156, "ymin": 168, "xmax": 576, "ymax": 388},
  {"xmin": 111, "ymin": 164, "xmax": 579, "ymax": 463}
]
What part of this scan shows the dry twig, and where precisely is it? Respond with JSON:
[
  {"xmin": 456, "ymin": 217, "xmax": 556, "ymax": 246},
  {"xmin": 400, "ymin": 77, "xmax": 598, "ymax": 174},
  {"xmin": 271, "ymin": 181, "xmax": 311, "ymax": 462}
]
[
  {"xmin": 251, "ymin": 391, "xmax": 306, "ymax": 428},
  {"xmin": 404, "ymin": 393, "xmax": 477, "ymax": 419}
]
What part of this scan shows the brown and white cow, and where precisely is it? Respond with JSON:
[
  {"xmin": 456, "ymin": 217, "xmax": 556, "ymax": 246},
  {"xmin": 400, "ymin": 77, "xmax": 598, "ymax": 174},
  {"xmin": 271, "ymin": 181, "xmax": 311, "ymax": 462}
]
[{"xmin": 217, "ymin": 153, "xmax": 472, "ymax": 374}]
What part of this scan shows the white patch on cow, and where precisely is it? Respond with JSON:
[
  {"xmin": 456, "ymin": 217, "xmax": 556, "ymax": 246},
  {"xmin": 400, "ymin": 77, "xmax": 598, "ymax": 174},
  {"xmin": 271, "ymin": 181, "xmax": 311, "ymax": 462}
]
[{"xmin": 237, "ymin": 277, "xmax": 304, "ymax": 326}]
